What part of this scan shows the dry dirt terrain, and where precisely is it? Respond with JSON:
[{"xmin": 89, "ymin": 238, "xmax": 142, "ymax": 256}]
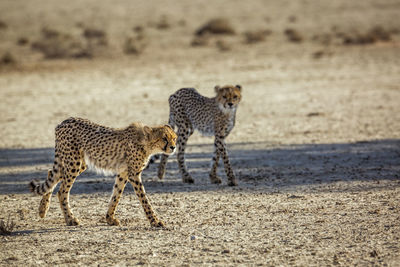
[{"xmin": 1, "ymin": 0, "xmax": 400, "ymax": 266}]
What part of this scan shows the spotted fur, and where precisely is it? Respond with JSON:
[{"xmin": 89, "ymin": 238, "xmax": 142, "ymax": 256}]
[
  {"xmin": 29, "ymin": 117, "xmax": 177, "ymax": 227},
  {"xmin": 157, "ymin": 85, "xmax": 242, "ymax": 185}
]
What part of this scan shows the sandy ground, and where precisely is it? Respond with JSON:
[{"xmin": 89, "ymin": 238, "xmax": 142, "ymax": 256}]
[{"xmin": 1, "ymin": 0, "xmax": 400, "ymax": 266}]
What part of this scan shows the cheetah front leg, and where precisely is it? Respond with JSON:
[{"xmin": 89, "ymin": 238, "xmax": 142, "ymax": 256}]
[
  {"xmin": 158, "ymin": 118, "xmax": 176, "ymax": 180},
  {"xmin": 106, "ymin": 172, "xmax": 128, "ymax": 226},
  {"xmin": 209, "ymin": 145, "xmax": 222, "ymax": 184},
  {"xmin": 214, "ymin": 137, "xmax": 237, "ymax": 186},
  {"xmin": 128, "ymin": 168, "xmax": 165, "ymax": 227},
  {"xmin": 157, "ymin": 154, "xmax": 169, "ymax": 180}
]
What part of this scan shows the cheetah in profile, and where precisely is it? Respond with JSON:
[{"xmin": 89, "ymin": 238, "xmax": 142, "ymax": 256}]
[
  {"xmin": 29, "ymin": 117, "xmax": 177, "ymax": 227},
  {"xmin": 158, "ymin": 85, "xmax": 242, "ymax": 186}
]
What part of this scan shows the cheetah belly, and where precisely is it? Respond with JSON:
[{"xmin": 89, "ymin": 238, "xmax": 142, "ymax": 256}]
[
  {"xmin": 191, "ymin": 118, "xmax": 215, "ymax": 136},
  {"xmin": 82, "ymin": 139, "xmax": 127, "ymax": 175},
  {"xmin": 195, "ymin": 125, "xmax": 215, "ymax": 136}
]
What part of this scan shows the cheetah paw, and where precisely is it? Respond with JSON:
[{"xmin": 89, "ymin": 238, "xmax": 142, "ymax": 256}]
[
  {"xmin": 228, "ymin": 179, "xmax": 238, "ymax": 186},
  {"xmin": 209, "ymin": 175, "xmax": 222, "ymax": 184},
  {"xmin": 66, "ymin": 217, "xmax": 80, "ymax": 226},
  {"xmin": 183, "ymin": 175, "xmax": 194, "ymax": 184},
  {"xmin": 39, "ymin": 209, "xmax": 48, "ymax": 218},
  {"xmin": 151, "ymin": 219, "xmax": 166, "ymax": 228},
  {"xmin": 106, "ymin": 217, "xmax": 120, "ymax": 226},
  {"xmin": 39, "ymin": 205, "xmax": 49, "ymax": 218}
]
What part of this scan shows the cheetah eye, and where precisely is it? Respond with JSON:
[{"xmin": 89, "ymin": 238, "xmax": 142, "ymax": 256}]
[
  {"xmin": 163, "ymin": 137, "xmax": 168, "ymax": 144},
  {"xmin": 222, "ymin": 96, "xmax": 227, "ymax": 99},
  {"xmin": 233, "ymin": 95, "xmax": 238, "ymax": 99}
]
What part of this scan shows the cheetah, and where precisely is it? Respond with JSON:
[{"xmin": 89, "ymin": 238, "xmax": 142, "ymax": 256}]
[
  {"xmin": 29, "ymin": 117, "xmax": 177, "ymax": 227},
  {"xmin": 157, "ymin": 85, "xmax": 242, "ymax": 186}
]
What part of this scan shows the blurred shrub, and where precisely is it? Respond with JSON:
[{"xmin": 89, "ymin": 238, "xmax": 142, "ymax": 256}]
[
  {"xmin": 0, "ymin": 52, "xmax": 17, "ymax": 65},
  {"xmin": 155, "ymin": 16, "xmax": 170, "ymax": 30},
  {"xmin": 191, "ymin": 36, "xmax": 209, "ymax": 47},
  {"xmin": 195, "ymin": 18, "xmax": 235, "ymax": 36},
  {"xmin": 284, "ymin": 28, "xmax": 303, "ymax": 43},
  {"xmin": 31, "ymin": 27, "xmax": 91, "ymax": 59},
  {"xmin": 244, "ymin": 30, "xmax": 271, "ymax": 44},
  {"xmin": 123, "ymin": 35, "xmax": 146, "ymax": 55},
  {"xmin": 216, "ymin": 39, "xmax": 231, "ymax": 51},
  {"xmin": 0, "ymin": 20, "xmax": 7, "ymax": 29},
  {"xmin": 83, "ymin": 27, "xmax": 108, "ymax": 46},
  {"xmin": 342, "ymin": 26, "xmax": 391, "ymax": 45},
  {"xmin": 17, "ymin": 37, "xmax": 29, "ymax": 46}
]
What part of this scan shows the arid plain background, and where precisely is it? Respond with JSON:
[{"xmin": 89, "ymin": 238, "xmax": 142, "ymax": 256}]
[{"xmin": 1, "ymin": 0, "xmax": 400, "ymax": 266}]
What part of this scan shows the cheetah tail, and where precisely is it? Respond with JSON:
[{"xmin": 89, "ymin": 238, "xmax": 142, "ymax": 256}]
[{"xmin": 29, "ymin": 168, "xmax": 60, "ymax": 196}]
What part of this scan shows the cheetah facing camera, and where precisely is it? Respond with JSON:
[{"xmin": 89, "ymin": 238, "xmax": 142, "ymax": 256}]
[
  {"xmin": 29, "ymin": 117, "xmax": 177, "ymax": 227},
  {"xmin": 158, "ymin": 85, "xmax": 242, "ymax": 186}
]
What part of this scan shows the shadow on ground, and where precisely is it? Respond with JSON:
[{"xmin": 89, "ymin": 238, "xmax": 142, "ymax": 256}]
[{"xmin": 0, "ymin": 139, "xmax": 399, "ymax": 195}]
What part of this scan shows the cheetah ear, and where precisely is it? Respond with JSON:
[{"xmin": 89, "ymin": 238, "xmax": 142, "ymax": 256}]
[
  {"xmin": 235, "ymin": 84, "xmax": 242, "ymax": 91},
  {"xmin": 164, "ymin": 124, "xmax": 173, "ymax": 131},
  {"xmin": 143, "ymin": 126, "xmax": 153, "ymax": 139},
  {"xmin": 214, "ymin": 85, "xmax": 221, "ymax": 93}
]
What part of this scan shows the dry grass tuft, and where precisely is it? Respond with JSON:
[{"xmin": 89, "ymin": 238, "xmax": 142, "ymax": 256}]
[
  {"xmin": 312, "ymin": 50, "xmax": 325, "ymax": 59},
  {"xmin": 124, "ymin": 34, "xmax": 147, "ymax": 55},
  {"xmin": 41, "ymin": 27, "xmax": 61, "ymax": 39},
  {"xmin": 0, "ymin": 52, "xmax": 17, "ymax": 65},
  {"xmin": 0, "ymin": 216, "xmax": 16, "ymax": 235},
  {"xmin": 155, "ymin": 16, "xmax": 170, "ymax": 30},
  {"xmin": 341, "ymin": 26, "xmax": 392, "ymax": 45},
  {"xmin": 369, "ymin": 26, "xmax": 391, "ymax": 41},
  {"xmin": 17, "ymin": 209, "xmax": 28, "ymax": 220},
  {"xmin": 30, "ymin": 27, "xmax": 106, "ymax": 59},
  {"xmin": 83, "ymin": 27, "xmax": 108, "ymax": 46},
  {"xmin": 284, "ymin": 28, "xmax": 303, "ymax": 43},
  {"xmin": 195, "ymin": 18, "xmax": 235, "ymax": 36},
  {"xmin": 311, "ymin": 33, "xmax": 332, "ymax": 46},
  {"xmin": 288, "ymin": 15, "xmax": 297, "ymax": 23},
  {"xmin": 216, "ymin": 39, "xmax": 231, "ymax": 52},
  {"xmin": 0, "ymin": 20, "xmax": 8, "ymax": 29},
  {"xmin": 191, "ymin": 36, "xmax": 209, "ymax": 47},
  {"xmin": 83, "ymin": 28, "xmax": 106, "ymax": 39},
  {"xmin": 133, "ymin": 25, "xmax": 144, "ymax": 33},
  {"xmin": 17, "ymin": 37, "xmax": 29, "ymax": 46},
  {"xmin": 31, "ymin": 27, "xmax": 90, "ymax": 59},
  {"xmin": 312, "ymin": 25, "xmax": 394, "ymax": 46},
  {"xmin": 244, "ymin": 29, "xmax": 272, "ymax": 44}
]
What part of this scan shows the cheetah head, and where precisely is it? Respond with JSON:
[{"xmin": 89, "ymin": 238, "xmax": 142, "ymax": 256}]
[
  {"xmin": 215, "ymin": 84, "xmax": 242, "ymax": 112},
  {"xmin": 147, "ymin": 125, "xmax": 178, "ymax": 155}
]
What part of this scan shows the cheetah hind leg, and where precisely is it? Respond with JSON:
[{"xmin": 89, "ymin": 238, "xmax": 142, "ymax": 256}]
[
  {"xmin": 177, "ymin": 128, "xmax": 194, "ymax": 184},
  {"xmin": 38, "ymin": 171, "xmax": 53, "ymax": 218},
  {"xmin": 57, "ymin": 183, "xmax": 80, "ymax": 226},
  {"xmin": 39, "ymin": 167, "xmax": 63, "ymax": 218},
  {"xmin": 57, "ymin": 162, "xmax": 83, "ymax": 226},
  {"xmin": 39, "ymin": 195, "xmax": 51, "ymax": 218}
]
